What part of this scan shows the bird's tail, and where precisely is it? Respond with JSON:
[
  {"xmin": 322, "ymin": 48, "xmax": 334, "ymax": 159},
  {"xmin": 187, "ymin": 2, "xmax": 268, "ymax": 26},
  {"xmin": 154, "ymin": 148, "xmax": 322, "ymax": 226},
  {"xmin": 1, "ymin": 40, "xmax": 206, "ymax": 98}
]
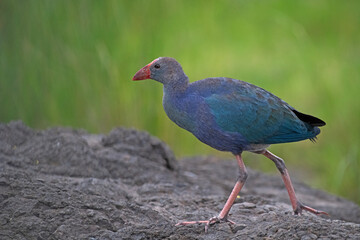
[{"xmin": 291, "ymin": 109, "xmax": 326, "ymax": 127}]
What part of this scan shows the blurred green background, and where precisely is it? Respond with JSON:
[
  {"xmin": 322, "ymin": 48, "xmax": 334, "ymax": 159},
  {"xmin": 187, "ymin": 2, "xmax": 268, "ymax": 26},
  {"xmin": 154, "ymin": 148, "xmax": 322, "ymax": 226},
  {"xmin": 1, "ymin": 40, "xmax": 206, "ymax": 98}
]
[{"xmin": 1, "ymin": 0, "xmax": 359, "ymax": 204}]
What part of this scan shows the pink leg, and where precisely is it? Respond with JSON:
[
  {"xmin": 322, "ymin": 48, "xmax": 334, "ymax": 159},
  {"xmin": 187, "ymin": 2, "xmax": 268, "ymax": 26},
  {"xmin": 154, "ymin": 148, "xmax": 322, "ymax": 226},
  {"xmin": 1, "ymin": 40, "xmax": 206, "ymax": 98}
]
[
  {"xmin": 262, "ymin": 150, "xmax": 328, "ymax": 215},
  {"xmin": 176, "ymin": 154, "xmax": 248, "ymax": 232},
  {"xmin": 218, "ymin": 154, "xmax": 247, "ymax": 219}
]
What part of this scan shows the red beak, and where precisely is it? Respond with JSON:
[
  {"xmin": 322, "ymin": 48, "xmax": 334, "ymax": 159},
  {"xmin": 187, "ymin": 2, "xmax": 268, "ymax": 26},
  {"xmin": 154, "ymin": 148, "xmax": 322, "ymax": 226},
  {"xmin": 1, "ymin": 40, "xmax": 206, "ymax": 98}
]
[{"xmin": 132, "ymin": 63, "xmax": 151, "ymax": 81}]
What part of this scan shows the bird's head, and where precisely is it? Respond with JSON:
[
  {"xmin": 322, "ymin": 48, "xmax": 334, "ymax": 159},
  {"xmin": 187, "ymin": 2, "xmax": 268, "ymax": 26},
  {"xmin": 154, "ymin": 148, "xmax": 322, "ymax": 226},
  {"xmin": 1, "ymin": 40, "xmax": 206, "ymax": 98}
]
[{"xmin": 132, "ymin": 57, "xmax": 188, "ymax": 87}]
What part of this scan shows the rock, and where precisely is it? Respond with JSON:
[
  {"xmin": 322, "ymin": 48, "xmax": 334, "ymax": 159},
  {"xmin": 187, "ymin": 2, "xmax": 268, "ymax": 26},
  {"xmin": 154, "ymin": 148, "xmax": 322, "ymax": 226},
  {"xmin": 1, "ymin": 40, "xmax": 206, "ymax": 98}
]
[
  {"xmin": 0, "ymin": 121, "xmax": 359, "ymax": 239},
  {"xmin": 240, "ymin": 202, "xmax": 257, "ymax": 209}
]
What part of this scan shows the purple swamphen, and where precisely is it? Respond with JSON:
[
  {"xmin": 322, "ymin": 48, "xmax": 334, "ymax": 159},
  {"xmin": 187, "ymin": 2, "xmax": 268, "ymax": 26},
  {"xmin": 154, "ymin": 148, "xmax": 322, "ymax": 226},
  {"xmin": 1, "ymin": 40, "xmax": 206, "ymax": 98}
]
[{"xmin": 133, "ymin": 57, "xmax": 327, "ymax": 231}]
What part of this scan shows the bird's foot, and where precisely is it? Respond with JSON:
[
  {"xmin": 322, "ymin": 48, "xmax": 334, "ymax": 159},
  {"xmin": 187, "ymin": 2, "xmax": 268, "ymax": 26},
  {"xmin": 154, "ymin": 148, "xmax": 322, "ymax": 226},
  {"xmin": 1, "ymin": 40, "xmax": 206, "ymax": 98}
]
[
  {"xmin": 176, "ymin": 216, "xmax": 235, "ymax": 232},
  {"xmin": 294, "ymin": 201, "xmax": 329, "ymax": 216}
]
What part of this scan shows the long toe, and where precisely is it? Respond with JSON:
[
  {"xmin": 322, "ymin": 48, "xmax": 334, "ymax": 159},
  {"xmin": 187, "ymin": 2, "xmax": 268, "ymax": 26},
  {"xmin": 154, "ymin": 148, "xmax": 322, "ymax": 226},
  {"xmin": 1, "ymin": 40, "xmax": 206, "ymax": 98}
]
[
  {"xmin": 294, "ymin": 202, "xmax": 329, "ymax": 216},
  {"xmin": 175, "ymin": 220, "xmax": 210, "ymax": 226},
  {"xmin": 176, "ymin": 216, "xmax": 236, "ymax": 232},
  {"xmin": 301, "ymin": 205, "xmax": 329, "ymax": 215}
]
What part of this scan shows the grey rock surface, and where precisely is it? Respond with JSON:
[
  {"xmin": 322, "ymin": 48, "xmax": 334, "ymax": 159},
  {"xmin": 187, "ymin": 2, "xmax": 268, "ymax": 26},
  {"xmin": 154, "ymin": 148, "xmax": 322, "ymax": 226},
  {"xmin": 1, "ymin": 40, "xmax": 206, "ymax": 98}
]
[{"xmin": 0, "ymin": 121, "xmax": 359, "ymax": 239}]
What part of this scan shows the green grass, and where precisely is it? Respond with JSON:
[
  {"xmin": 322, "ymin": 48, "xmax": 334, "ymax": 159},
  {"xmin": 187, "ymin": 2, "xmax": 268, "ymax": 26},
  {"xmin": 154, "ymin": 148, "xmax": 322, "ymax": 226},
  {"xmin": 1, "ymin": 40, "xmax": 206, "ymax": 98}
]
[{"xmin": 1, "ymin": 0, "xmax": 359, "ymax": 204}]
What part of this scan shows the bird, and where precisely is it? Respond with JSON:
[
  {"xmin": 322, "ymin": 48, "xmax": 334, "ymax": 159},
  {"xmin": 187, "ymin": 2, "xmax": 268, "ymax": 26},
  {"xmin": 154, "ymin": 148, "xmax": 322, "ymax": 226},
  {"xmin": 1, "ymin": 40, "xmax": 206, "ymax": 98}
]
[{"xmin": 132, "ymin": 57, "xmax": 328, "ymax": 232}]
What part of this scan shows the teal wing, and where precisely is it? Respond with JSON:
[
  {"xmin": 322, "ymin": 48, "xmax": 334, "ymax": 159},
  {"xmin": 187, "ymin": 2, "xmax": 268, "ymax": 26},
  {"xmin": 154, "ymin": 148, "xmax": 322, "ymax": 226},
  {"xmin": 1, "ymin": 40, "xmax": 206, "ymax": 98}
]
[{"xmin": 203, "ymin": 81, "xmax": 316, "ymax": 144}]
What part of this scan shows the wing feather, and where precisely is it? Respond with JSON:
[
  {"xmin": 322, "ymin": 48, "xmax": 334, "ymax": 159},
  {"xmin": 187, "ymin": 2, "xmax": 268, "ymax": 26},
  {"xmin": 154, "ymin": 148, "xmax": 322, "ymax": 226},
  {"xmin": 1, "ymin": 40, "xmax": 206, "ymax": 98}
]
[{"xmin": 202, "ymin": 79, "xmax": 316, "ymax": 144}]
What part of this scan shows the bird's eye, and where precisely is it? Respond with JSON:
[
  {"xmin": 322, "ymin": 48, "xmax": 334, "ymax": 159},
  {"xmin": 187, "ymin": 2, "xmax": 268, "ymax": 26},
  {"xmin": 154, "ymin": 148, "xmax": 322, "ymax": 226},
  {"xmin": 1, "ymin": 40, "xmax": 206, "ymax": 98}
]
[{"xmin": 154, "ymin": 64, "xmax": 160, "ymax": 69}]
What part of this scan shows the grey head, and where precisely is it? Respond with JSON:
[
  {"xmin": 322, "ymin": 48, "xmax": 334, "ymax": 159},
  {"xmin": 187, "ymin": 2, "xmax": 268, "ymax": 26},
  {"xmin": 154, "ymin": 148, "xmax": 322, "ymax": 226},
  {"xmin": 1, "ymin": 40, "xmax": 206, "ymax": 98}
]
[{"xmin": 133, "ymin": 57, "xmax": 189, "ymax": 89}]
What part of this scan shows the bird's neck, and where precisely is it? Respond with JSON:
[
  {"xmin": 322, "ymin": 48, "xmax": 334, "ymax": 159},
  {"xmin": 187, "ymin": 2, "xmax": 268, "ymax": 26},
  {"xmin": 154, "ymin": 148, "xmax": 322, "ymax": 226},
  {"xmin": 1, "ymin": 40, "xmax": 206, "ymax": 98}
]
[{"xmin": 163, "ymin": 75, "xmax": 189, "ymax": 95}]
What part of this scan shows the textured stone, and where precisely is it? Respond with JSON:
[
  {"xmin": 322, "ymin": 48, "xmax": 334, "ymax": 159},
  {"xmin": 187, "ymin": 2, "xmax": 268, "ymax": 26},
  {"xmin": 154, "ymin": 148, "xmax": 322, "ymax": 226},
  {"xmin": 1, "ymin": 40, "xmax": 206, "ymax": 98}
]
[{"xmin": 0, "ymin": 121, "xmax": 359, "ymax": 239}]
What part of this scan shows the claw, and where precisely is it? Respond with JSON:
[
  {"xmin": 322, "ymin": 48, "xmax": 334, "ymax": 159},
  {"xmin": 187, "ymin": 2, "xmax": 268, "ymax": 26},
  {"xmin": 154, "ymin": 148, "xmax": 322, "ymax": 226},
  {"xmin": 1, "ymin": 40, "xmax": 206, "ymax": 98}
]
[{"xmin": 205, "ymin": 217, "xmax": 218, "ymax": 232}]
